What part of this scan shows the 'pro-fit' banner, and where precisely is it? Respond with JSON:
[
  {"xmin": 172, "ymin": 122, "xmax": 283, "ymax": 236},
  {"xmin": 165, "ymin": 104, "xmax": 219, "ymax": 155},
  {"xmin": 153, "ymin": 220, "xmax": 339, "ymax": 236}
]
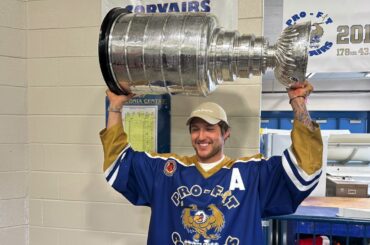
[
  {"xmin": 284, "ymin": 0, "xmax": 370, "ymax": 73},
  {"xmin": 102, "ymin": 0, "xmax": 238, "ymax": 30}
]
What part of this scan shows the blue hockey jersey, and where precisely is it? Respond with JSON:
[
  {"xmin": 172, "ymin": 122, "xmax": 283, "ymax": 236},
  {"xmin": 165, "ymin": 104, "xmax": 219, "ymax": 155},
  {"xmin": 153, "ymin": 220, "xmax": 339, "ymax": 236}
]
[{"xmin": 100, "ymin": 120, "xmax": 323, "ymax": 244}]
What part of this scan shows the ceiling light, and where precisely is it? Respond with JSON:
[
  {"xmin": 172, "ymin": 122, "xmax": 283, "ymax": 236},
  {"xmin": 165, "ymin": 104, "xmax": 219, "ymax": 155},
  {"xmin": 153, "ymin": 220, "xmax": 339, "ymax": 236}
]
[{"xmin": 305, "ymin": 73, "xmax": 315, "ymax": 79}]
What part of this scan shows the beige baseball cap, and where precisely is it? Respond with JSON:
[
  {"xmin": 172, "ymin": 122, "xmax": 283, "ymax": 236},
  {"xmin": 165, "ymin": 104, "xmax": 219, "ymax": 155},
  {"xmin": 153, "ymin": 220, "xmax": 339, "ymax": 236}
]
[{"xmin": 186, "ymin": 102, "xmax": 229, "ymax": 126}]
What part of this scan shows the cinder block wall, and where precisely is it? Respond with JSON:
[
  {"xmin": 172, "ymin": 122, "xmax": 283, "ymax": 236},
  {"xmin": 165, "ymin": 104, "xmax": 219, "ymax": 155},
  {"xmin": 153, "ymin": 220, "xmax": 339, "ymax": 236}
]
[
  {"xmin": 27, "ymin": 0, "xmax": 149, "ymax": 244},
  {"xmin": 0, "ymin": 0, "xmax": 28, "ymax": 244},
  {"xmin": 1, "ymin": 0, "xmax": 263, "ymax": 244}
]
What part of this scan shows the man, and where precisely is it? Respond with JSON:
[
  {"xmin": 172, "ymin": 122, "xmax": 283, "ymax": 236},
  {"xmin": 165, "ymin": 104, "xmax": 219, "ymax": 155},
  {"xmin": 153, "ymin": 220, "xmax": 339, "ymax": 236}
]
[{"xmin": 100, "ymin": 81, "xmax": 323, "ymax": 244}]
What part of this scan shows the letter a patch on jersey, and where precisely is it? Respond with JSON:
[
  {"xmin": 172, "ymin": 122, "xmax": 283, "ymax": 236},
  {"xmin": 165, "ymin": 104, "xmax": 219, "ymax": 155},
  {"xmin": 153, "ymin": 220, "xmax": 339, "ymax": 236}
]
[{"xmin": 229, "ymin": 168, "xmax": 245, "ymax": 191}]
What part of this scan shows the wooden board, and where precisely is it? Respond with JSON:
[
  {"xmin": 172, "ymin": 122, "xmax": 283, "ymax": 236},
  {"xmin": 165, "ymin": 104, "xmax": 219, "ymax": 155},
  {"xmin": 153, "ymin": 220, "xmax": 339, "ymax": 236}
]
[{"xmin": 302, "ymin": 196, "xmax": 370, "ymax": 209}]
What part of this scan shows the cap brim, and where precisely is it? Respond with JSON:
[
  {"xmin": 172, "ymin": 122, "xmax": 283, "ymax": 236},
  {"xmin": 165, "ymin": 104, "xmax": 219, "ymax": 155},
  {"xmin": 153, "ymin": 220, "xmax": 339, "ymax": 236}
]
[{"xmin": 186, "ymin": 115, "xmax": 221, "ymax": 125}]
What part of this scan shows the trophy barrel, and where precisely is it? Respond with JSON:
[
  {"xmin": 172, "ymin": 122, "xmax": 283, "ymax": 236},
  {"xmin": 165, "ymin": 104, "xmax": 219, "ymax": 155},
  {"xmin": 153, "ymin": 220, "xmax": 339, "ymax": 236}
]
[{"xmin": 99, "ymin": 8, "xmax": 311, "ymax": 96}]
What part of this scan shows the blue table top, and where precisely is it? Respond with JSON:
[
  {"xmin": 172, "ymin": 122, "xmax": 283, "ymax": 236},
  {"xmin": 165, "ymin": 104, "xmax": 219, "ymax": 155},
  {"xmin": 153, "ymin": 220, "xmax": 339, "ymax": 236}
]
[{"xmin": 270, "ymin": 206, "xmax": 370, "ymax": 224}]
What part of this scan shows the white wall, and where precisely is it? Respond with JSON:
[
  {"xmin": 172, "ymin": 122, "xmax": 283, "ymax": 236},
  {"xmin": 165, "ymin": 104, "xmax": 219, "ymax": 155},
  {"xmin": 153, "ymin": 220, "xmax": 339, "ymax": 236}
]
[
  {"xmin": 0, "ymin": 0, "xmax": 28, "ymax": 244},
  {"xmin": 27, "ymin": 0, "xmax": 151, "ymax": 244},
  {"xmin": 0, "ymin": 0, "xmax": 263, "ymax": 244},
  {"xmin": 27, "ymin": 0, "xmax": 263, "ymax": 244}
]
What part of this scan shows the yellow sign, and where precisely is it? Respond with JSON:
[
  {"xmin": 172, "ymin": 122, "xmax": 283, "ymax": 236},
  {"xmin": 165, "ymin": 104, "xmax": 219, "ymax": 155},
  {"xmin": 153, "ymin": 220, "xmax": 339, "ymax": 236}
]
[{"xmin": 123, "ymin": 106, "xmax": 157, "ymax": 152}]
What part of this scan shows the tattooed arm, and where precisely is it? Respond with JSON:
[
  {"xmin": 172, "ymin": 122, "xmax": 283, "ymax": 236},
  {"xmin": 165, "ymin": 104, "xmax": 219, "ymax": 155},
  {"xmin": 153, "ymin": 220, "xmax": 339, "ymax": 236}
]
[
  {"xmin": 287, "ymin": 81, "xmax": 323, "ymax": 175},
  {"xmin": 288, "ymin": 81, "xmax": 315, "ymax": 131}
]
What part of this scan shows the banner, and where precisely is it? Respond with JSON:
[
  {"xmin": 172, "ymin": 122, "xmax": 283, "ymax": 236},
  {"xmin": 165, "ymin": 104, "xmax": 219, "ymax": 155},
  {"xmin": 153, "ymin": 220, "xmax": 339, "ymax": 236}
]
[
  {"xmin": 102, "ymin": 0, "xmax": 238, "ymax": 30},
  {"xmin": 283, "ymin": 0, "xmax": 370, "ymax": 73}
]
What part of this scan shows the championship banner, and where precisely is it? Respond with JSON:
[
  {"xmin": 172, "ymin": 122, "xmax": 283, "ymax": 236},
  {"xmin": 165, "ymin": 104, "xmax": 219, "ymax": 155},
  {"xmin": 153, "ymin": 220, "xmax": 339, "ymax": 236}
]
[
  {"xmin": 283, "ymin": 0, "xmax": 370, "ymax": 73},
  {"xmin": 102, "ymin": 0, "xmax": 238, "ymax": 30}
]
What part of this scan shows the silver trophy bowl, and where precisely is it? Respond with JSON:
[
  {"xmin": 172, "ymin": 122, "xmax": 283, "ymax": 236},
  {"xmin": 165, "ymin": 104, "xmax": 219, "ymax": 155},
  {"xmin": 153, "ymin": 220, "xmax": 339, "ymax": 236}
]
[{"xmin": 99, "ymin": 8, "xmax": 311, "ymax": 96}]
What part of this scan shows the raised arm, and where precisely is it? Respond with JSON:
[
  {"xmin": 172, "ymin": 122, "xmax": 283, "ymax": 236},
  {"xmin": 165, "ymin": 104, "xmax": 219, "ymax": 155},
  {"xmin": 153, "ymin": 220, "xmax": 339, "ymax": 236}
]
[
  {"xmin": 100, "ymin": 90, "xmax": 135, "ymax": 171},
  {"xmin": 287, "ymin": 81, "xmax": 323, "ymax": 175},
  {"xmin": 260, "ymin": 83, "xmax": 323, "ymax": 216},
  {"xmin": 100, "ymin": 90, "xmax": 157, "ymax": 205}
]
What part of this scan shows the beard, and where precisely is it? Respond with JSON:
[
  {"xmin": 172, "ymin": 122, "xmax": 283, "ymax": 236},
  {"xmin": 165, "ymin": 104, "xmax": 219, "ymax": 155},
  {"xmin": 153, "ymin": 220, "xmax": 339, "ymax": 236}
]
[{"xmin": 193, "ymin": 141, "xmax": 223, "ymax": 163}]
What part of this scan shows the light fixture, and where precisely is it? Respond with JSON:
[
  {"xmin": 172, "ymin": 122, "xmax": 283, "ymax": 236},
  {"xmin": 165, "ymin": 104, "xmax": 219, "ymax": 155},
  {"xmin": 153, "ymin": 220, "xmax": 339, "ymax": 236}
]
[{"xmin": 305, "ymin": 73, "xmax": 315, "ymax": 79}]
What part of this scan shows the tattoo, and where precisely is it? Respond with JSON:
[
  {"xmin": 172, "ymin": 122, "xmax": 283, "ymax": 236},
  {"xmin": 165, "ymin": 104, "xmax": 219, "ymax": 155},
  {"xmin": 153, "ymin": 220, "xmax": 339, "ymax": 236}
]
[{"xmin": 291, "ymin": 98, "xmax": 315, "ymax": 131}]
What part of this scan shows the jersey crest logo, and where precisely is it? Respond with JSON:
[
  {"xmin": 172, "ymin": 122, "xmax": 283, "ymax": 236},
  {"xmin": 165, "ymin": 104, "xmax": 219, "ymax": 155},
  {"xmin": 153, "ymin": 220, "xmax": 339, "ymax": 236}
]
[
  {"xmin": 164, "ymin": 160, "xmax": 177, "ymax": 176},
  {"xmin": 181, "ymin": 204, "xmax": 225, "ymax": 242}
]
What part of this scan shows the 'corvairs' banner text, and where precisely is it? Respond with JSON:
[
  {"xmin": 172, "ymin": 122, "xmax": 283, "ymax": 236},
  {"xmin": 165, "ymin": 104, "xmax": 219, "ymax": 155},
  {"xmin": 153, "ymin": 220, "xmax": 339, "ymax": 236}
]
[{"xmin": 102, "ymin": 0, "xmax": 238, "ymax": 30}]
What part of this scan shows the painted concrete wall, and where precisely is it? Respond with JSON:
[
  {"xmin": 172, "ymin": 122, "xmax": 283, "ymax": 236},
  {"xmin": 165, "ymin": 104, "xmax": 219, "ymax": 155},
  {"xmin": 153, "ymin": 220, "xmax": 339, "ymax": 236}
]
[
  {"xmin": 0, "ymin": 0, "xmax": 28, "ymax": 244},
  {"xmin": 25, "ymin": 0, "xmax": 264, "ymax": 244}
]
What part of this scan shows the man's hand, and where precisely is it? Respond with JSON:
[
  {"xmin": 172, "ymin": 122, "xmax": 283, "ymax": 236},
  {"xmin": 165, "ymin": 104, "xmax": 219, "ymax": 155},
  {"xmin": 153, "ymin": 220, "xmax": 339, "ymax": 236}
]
[
  {"xmin": 105, "ymin": 89, "xmax": 135, "ymax": 129},
  {"xmin": 287, "ymin": 81, "xmax": 313, "ymax": 102},
  {"xmin": 106, "ymin": 89, "xmax": 135, "ymax": 110}
]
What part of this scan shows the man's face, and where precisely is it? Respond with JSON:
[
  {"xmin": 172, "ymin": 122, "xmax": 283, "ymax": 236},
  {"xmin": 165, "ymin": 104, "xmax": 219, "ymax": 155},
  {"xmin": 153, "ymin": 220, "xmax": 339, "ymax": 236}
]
[{"xmin": 190, "ymin": 118, "xmax": 229, "ymax": 163}]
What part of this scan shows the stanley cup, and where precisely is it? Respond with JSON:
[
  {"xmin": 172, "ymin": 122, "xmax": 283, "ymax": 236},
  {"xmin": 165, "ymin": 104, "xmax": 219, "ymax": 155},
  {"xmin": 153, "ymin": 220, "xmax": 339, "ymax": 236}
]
[{"xmin": 99, "ymin": 8, "xmax": 311, "ymax": 96}]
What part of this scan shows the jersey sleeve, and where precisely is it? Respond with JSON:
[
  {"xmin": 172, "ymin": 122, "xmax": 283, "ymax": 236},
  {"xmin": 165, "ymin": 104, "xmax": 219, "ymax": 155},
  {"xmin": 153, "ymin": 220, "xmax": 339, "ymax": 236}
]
[
  {"xmin": 259, "ymin": 120, "xmax": 323, "ymax": 217},
  {"xmin": 291, "ymin": 120, "xmax": 323, "ymax": 175},
  {"xmin": 99, "ymin": 123, "xmax": 158, "ymax": 206}
]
